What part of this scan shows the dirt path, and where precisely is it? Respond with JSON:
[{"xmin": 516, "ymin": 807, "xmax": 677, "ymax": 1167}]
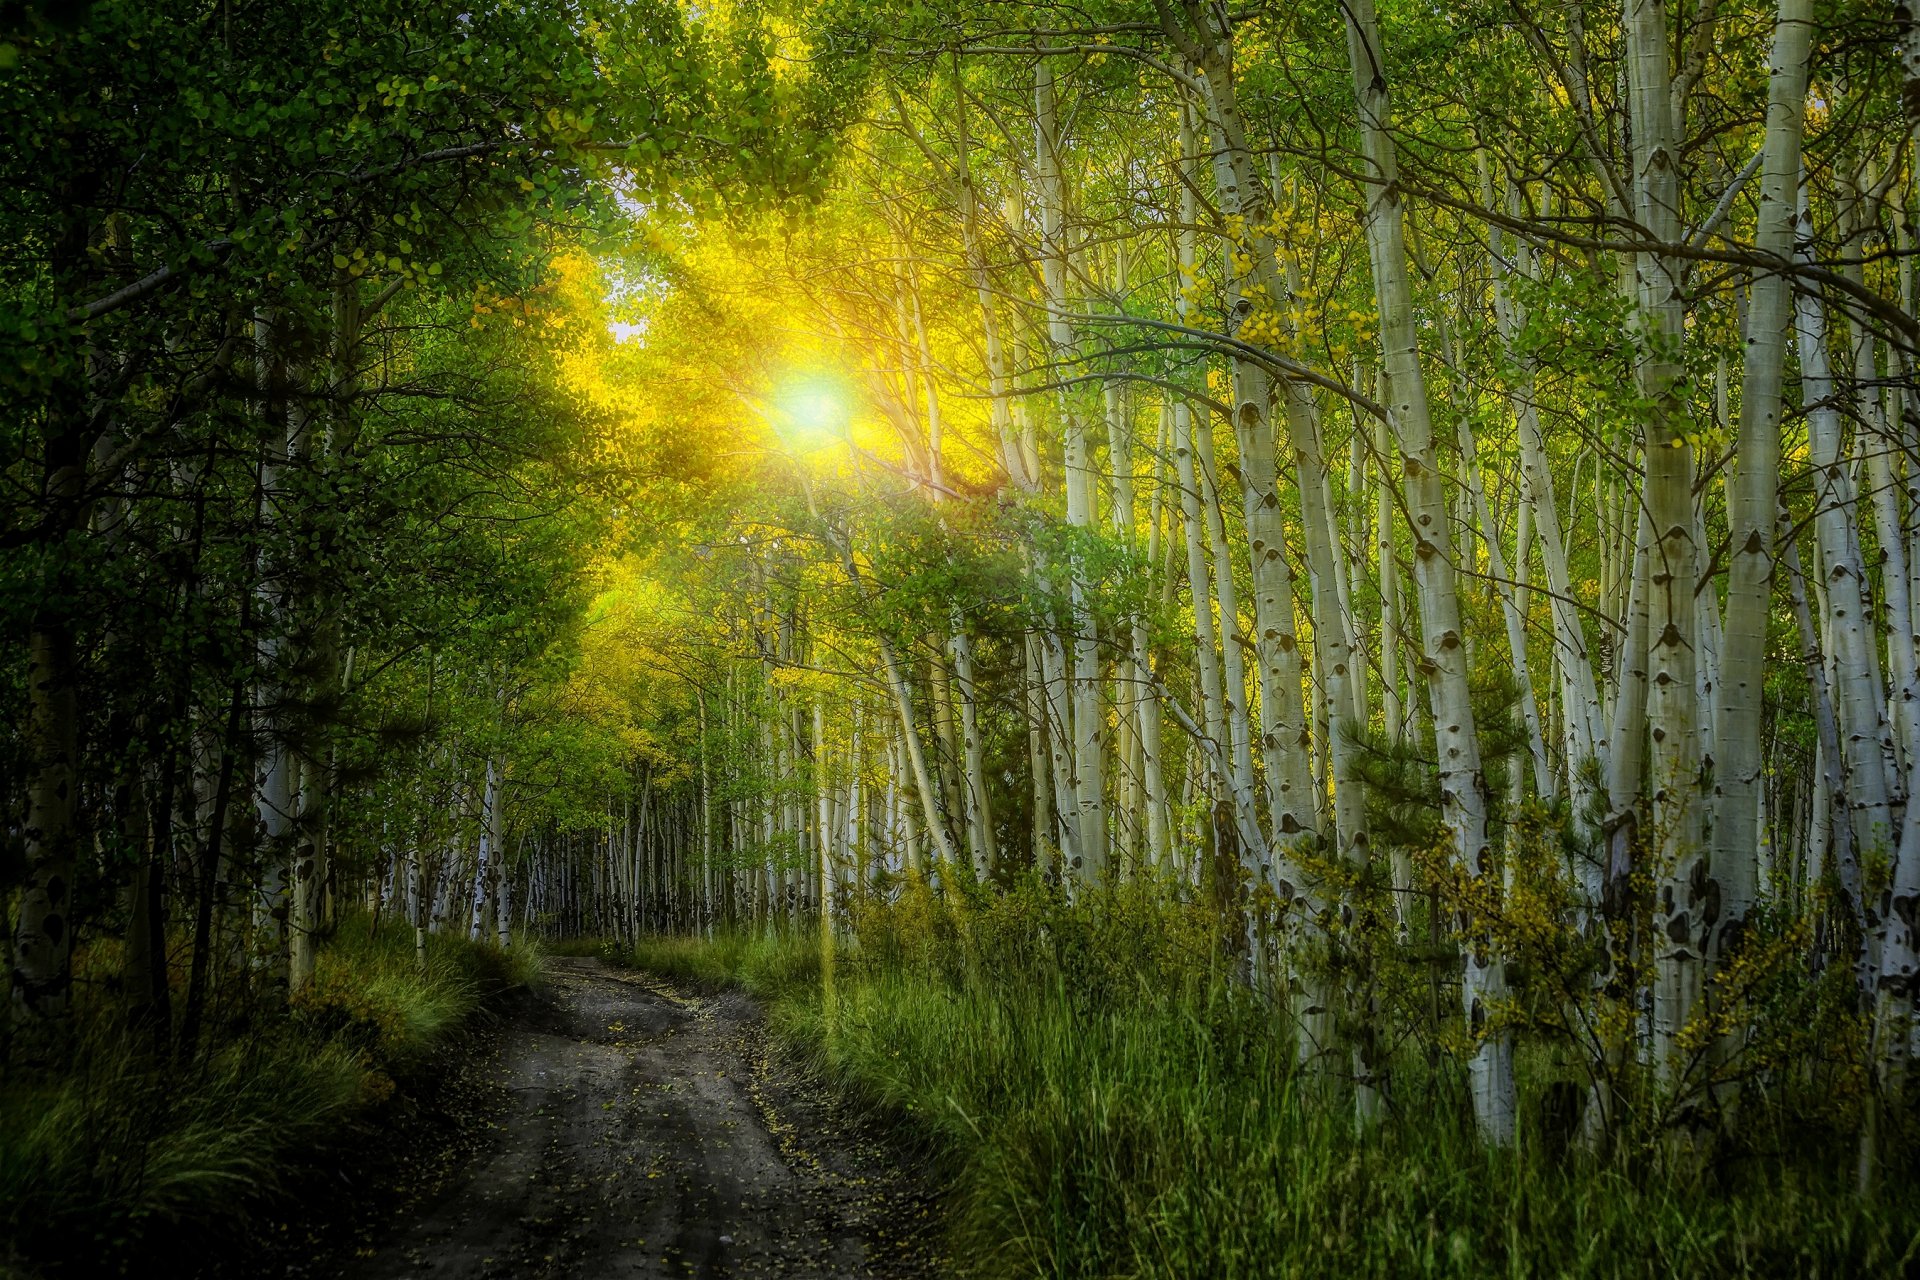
[{"xmin": 345, "ymin": 957, "xmax": 943, "ymax": 1280}]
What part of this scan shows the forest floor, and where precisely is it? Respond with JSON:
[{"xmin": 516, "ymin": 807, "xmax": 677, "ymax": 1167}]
[{"xmin": 330, "ymin": 956, "xmax": 944, "ymax": 1280}]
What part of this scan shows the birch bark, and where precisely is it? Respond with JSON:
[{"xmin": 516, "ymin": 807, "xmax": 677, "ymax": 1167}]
[
  {"xmin": 1795, "ymin": 191, "xmax": 1898, "ymax": 860},
  {"xmin": 1624, "ymin": 0, "xmax": 1709, "ymax": 1083},
  {"xmin": 1485, "ymin": 177, "xmax": 1607, "ymax": 855},
  {"xmin": 1341, "ymin": 0, "xmax": 1515, "ymax": 1141},
  {"xmin": 1035, "ymin": 56, "xmax": 1108, "ymax": 882},
  {"xmin": 1714, "ymin": 0, "xmax": 1811, "ymax": 999}
]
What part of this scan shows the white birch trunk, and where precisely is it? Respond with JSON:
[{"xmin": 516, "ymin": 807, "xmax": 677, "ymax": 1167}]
[
  {"xmin": 1714, "ymin": 0, "xmax": 1811, "ymax": 1019},
  {"xmin": 1795, "ymin": 190, "xmax": 1899, "ymax": 859},
  {"xmin": 469, "ymin": 759, "xmax": 498, "ymax": 942},
  {"xmin": 1196, "ymin": 411, "xmax": 1261, "ymax": 845},
  {"xmin": 951, "ymin": 622, "xmax": 997, "ymax": 879},
  {"xmin": 1035, "ymin": 56, "xmax": 1108, "ymax": 883},
  {"xmin": 1488, "ymin": 204, "xmax": 1607, "ymax": 895},
  {"xmin": 1625, "ymin": 0, "xmax": 1709, "ymax": 1084},
  {"xmin": 1342, "ymin": 0, "xmax": 1515, "ymax": 1141}
]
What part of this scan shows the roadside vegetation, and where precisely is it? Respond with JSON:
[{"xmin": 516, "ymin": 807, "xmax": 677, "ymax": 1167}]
[
  {"xmin": 0, "ymin": 919, "xmax": 537, "ymax": 1279},
  {"xmin": 628, "ymin": 885, "xmax": 1920, "ymax": 1280}
]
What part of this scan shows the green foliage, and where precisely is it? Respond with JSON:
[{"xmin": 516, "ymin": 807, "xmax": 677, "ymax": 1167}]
[
  {"xmin": 1348, "ymin": 650, "xmax": 1537, "ymax": 850},
  {"xmin": 626, "ymin": 928, "xmax": 823, "ymax": 998},
  {"xmin": 632, "ymin": 895, "xmax": 1920, "ymax": 1279},
  {"xmin": 0, "ymin": 917, "xmax": 534, "ymax": 1278}
]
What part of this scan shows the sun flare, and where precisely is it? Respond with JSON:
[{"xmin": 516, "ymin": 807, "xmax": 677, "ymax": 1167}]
[{"xmin": 774, "ymin": 374, "xmax": 850, "ymax": 448}]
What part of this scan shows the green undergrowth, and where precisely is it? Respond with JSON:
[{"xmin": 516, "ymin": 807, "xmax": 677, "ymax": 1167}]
[
  {"xmin": 542, "ymin": 934, "xmax": 617, "ymax": 958},
  {"xmin": 0, "ymin": 915, "xmax": 539, "ymax": 1279},
  {"xmin": 627, "ymin": 927, "xmax": 823, "ymax": 995},
  {"xmin": 619, "ymin": 883, "xmax": 1920, "ymax": 1279}
]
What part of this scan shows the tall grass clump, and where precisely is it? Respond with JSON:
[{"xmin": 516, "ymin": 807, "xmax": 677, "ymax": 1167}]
[
  {"xmin": 626, "ymin": 927, "xmax": 821, "ymax": 998},
  {"xmin": 0, "ymin": 914, "xmax": 537, "ymax": 1278},
  {"xmin": 628, "ymin": 878, "xmax": 1920, "ymax": 1278}
]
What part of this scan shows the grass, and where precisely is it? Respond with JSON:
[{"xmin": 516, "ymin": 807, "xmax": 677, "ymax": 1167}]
[
  {"xmin": 628, "ymin": 927, "xmax": 822, "ymax": 996},
  {"xmin": 0, "ymin": 915, "xmax": 539, "ymax": 1279},
  {"xmin": 619, "ymin": 883, "xmax": 1920, "ymax": 1279},
  {"xmin": 541, "ymin": 934, "xmax": 617, "ymax": 958}
]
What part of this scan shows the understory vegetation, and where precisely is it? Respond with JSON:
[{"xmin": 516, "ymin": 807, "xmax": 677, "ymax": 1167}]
[
  {"xmin": 12, "ymin": 0, "xmax": 1920, "ymax": 1273},
  {"xmin": 628, "ymin": 888, "xmax": 1920, "ymax": 1280},
  {"xmin": 0, "ymin": 919, "xmax": 536, "ymax": 1279}
]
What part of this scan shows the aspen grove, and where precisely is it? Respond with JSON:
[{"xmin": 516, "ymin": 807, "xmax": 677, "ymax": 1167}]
[{"xmin": 7, "ymin": 0, "xmax": 1920, "ymax": 1274}]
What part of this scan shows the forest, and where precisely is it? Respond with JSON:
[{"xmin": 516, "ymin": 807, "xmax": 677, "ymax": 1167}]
[{"xmin": 4, "ymin": 0, "xmax": 1920, "ymax": 1275}]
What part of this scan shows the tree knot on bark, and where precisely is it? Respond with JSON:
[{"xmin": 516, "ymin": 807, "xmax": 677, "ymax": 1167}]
[{"xmin": 1665, "ymin": 911, "xmax": 1692, "ymax": 945}]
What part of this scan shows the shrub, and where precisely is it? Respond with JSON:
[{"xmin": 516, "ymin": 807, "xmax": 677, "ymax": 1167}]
[{"xmin": 0, "ymin": 915, "xmax": 536, "ymax": 1278}]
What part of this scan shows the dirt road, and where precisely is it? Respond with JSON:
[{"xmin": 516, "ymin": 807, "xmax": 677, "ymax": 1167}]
[{"xmin": 345, "ymin": 957, "xmax": 942, "ymax": 1280}]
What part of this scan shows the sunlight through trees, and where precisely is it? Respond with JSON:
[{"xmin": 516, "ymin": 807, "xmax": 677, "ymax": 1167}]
[{"xmin": 6, "ymin": 0, "xmax": 1920, "ymax": 1273}]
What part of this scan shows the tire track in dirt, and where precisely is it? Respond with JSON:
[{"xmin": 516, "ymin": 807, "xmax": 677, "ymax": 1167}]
[{"xmin": 345, "ymin": 956, "xmax": 944, "ymax": 1280}]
